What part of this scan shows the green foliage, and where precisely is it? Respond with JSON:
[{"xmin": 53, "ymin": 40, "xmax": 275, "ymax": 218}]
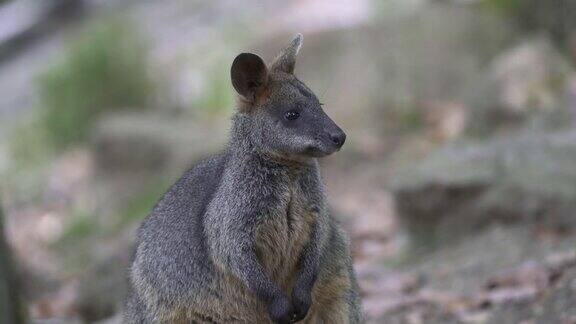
[
  {"xmin": 8, "ymin": 115, "xmax": 53, "ymax": 168},
  {"xmin": 37, "ymin": 17, "xmax": 152, "ymax": 148},
  {"xmin": 57, "ymin": 211, "xmax": 99, "ymax": 246}
]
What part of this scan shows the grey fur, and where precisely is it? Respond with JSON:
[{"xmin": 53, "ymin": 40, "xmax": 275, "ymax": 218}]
[{"xmin": 124, "ymin": 35, "xmax": 362, "ymax": 324}]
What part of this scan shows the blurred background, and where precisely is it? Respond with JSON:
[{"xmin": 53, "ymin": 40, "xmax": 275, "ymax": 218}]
[{"xmin": 1, "ymin": 0, "xmax": 576, "ymax": 323}]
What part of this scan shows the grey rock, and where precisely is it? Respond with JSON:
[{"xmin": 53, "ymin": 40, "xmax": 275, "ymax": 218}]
[
  {"xmin": 91, "ymin": 111, "xmax": 228, "ymax": 177},
  {"xmin": 466, "ymin": 37, "xmax": 573, "ymax": 135},
  {"xmin": 391, "ymin": 129, "xmax": 576, "ymax": 248}
]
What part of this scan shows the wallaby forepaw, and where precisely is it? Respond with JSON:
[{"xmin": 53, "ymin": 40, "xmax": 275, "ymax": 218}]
[
  {"xmin": 291, "ymin": 300, "xmax": 310, "ymax": 322},
  {"xmin": 291, "ymin": 286, "xmax": 312, "ymax": 322},
  {"xmin": 268, "ymin": 294, "xmax": 295, "ymax": 324}
]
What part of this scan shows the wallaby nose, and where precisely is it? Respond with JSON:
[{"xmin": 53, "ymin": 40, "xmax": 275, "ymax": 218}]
[{"xmin": 329, "ymin": 131, "xmax": 346, "ymax": 148}]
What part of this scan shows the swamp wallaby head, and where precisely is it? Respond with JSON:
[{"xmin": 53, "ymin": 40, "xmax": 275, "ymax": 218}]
[{"xmin": 230, "ymin": 34, "xmax": 346, "ymax": 161}]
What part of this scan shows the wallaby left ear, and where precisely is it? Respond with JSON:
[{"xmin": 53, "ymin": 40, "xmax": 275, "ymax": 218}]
[
  {"xmin": 231, "ymin": 52, "xmax": 268, "ymax": 102},
  {"xmin": 270, "ymin": 34, "xmax": 303, "ymax": 74}
]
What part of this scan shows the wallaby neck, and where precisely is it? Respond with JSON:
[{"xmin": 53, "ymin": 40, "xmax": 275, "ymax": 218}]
[{"xmin": 227, "ymin": 113, "xmax": 316, "ymax": 173}]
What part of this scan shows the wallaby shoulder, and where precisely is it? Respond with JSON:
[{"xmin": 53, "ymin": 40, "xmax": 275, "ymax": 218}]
[{"xmin": 137, "ymin": 152, "xmax": 227, "ymax": 239}]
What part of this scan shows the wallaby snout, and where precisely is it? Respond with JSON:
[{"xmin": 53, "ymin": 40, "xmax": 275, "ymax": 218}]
[
  {"xmin": 327, "ymin": 126, "xmax": 346, "ymax": 149},
  {"xmin": 308, "ymin": 108, "xmax": 346, "ymax": 156},
  {"xmin": 310, "ymin": 117, "xmax": 346, "ymax": 157}
]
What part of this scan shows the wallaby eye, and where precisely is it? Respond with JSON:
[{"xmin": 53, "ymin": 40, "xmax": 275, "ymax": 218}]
[{"xmin": 284, "ymin": 110, "xmax": 300, "ymax": 121}]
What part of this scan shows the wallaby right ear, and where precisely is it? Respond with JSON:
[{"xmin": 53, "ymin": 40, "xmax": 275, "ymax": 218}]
[{"xmin": 231, "ymin": 53, "xmax": 268, "ymax": 103}]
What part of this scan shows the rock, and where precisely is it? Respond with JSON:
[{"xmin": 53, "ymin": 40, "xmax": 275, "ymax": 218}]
[
  {"xmin": 467, "ymin": 37, "xmax": 573, "ymax": 135},
  {"xmin": 391, "ymin": 129, "xmax": 576, "ymax": 248},
  {"xmin": 91, "ymin": 111, "xmax": 228, "ymax": 177}
]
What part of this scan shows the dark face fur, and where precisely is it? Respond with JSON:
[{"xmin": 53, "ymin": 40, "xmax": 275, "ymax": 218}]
[{"xmin": 231, "ymin": 34, "xmax": 346, "ymax": 160}]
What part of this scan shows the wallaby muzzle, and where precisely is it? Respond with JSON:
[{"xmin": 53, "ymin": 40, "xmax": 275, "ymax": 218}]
[{"xmin": 308, "ymin": 112, "xmax": 346, "ymax": 157}]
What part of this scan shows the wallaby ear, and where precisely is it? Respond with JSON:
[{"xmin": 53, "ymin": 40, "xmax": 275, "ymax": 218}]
[
  {"xmin": 270, "ymin": 34, "xmax": 303, "ymax": 74},
  {"xmin": 231, "ymin": 53, "xmax": 268, "ymax": 102}
]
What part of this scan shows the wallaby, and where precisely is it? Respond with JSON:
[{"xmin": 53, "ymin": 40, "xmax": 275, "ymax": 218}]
[{"xmin": 124, "ymin": 34, "xmax": 362, "ymax": 324}]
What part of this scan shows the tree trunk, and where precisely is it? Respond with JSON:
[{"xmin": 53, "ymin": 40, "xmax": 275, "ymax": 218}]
[{"xmin": 0, "ymin": 204, "xmax": 26, "ymax": 324}]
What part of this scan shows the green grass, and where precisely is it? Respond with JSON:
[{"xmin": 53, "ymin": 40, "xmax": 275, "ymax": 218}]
[{"xmin": 37, "ymin": 17, "xmax": 153, "ymax": 148}]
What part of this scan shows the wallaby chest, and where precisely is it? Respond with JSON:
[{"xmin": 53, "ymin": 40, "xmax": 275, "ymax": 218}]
[{"xmin": 254, "ymin": 176, "xmax": 316, "ymax": 286}]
